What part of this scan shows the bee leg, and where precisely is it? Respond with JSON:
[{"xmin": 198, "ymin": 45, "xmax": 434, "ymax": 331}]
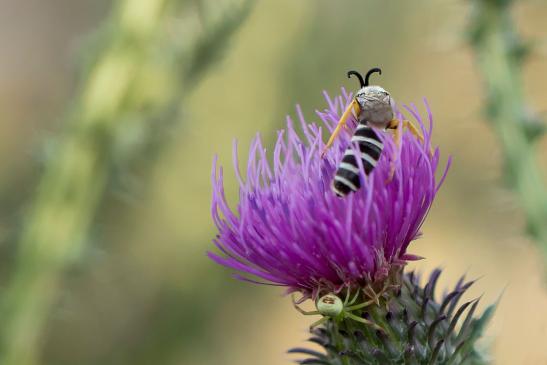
[
  {"xmin": 385, "ymin": 119, "xmax": 401, "ymax": 183},
  {"xmin": 402, "ymin": 120, "xmax": 434, "ymax": 156},
  {"xmin": 321, "ymin": 99, "xmax": 360, "ymax": 158},
  {"xmin": 386, "ymin": 162, "xmax": 397, "ymax": 184},
  {"xmin": 402, "ymin": 120, "xmax": 424, "ymax": 143},
  {"xmin": 344, "ymin": 103, "xmax": 359, "ymax": 131}
]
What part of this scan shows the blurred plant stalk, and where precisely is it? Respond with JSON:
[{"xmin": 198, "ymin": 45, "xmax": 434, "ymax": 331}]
[
  {"xmin": 470, "ymin": 0, "xmax": 547, "ymax": 259},
  {"xmin": 0, "ymin": 0, "xmax": 252, "ymax": 364}
]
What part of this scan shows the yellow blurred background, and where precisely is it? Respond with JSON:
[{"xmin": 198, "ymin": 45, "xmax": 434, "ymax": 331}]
[{"xmin": 1, "ymin": 0, "xmax": 547, "ymax": 364}]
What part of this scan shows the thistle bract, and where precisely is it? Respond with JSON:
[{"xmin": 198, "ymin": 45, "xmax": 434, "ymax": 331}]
[
  {"xmin": 290, "ymin": 270, "xmax": 496, "ymax": 365},
  {"xmin": 209, "ymin": 89, "xmax": 450, "ymax": 297}
]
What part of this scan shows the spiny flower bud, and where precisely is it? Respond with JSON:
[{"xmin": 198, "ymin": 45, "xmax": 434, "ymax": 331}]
[
  {"xmin": 208, "ymin": 86, "xmax": 494, "ymax": 364},
  {"xmin": 290, "ymin": 270, "xmax": 495, "ymax": 365}
]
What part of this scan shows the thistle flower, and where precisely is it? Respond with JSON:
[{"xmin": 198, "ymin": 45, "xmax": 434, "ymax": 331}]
[
  {"xmin": 208, "ymin": 89, "xmax": 450, "ymax": 297},
  {"xmin": 209, "ymin": 89, "xmax": 495, "ymax": 364}
]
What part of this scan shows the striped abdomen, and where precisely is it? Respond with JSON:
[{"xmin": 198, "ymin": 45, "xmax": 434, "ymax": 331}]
[{"xmin": 332, "ymin": 124, "xmax": 383, "ymax": 197}]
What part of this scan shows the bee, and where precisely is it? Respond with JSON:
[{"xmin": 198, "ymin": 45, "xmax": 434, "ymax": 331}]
[{"xmin": 321, "ymin": 68, "xmax": 425, "ymax": 197}]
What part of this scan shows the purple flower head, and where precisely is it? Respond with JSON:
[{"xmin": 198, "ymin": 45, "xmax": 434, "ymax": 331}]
[{"xmin": 209, "ymin": 89, "xmax": 450, "ymax": 297}]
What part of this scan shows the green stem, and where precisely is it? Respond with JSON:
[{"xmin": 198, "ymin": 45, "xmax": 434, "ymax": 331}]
[
  {"xmin": 469, "ymin": 0, "xmax": 547, "ymax": 258},
  {"xmin": 0, "ymin": 3, "xmax": 168, "ymax": 364},
  {"xmin": 0, "ymin": 0, "xmax": 253, "ymax": 363}
]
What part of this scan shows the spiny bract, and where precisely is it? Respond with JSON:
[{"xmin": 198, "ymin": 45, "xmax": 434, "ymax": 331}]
[{"xmin": 290, "ymin": 270, "xmax": 495, "ymax": 365}]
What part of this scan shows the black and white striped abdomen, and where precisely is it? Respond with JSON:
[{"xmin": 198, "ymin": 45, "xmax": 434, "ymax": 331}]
[{"xmin": 332, "ymin": 124, "xmax": 383, "ymax": 197}]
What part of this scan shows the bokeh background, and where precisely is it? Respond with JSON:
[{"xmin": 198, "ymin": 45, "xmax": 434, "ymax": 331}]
[{"xmin": 1, "ymin": 0, "xmax": 547, "ymax": 364}]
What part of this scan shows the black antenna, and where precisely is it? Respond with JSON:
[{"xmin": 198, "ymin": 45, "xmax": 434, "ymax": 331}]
[
  {"xmin": 364, "ymin": 67, "xmax": 382, "ymax": 86},
  {"xmin": 347, "ymin": 70, "xmax": 365, "ymax": 88}
]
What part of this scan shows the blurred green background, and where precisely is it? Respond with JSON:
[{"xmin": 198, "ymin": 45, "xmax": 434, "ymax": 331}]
[{"xmin": 0, "ymin": 0, "xmax": 546, "ymax": 364}]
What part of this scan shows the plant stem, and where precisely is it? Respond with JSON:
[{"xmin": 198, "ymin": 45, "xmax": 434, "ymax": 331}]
[
  {"xmin": 0, "ymin": 3, "xmax": 168, "ymax": 364},
  {"xmin": 469, "ymin": 0, "xmax": 547, "ymax": 258},
  {"xmin": 0, "ymin": 0, "xmax": 253, "ymax": 364}
]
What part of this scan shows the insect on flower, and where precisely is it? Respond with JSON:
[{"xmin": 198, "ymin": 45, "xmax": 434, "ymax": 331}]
[
  {"xmin": 209, "ymin": 81, "xmax": 455, "ymax": 348},
  {"xmin": 322, "ymin": 68, "xmax": 427, "ymax": 197},
  {"xmin": 209, "ymin": 86, "xmax": 450, "ymax": 301},
  {"xmin": 292, "ymin": 291, "xmax": 385, "ymax": 331}
]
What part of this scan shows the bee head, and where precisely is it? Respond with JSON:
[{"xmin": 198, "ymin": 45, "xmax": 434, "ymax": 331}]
[
  {"xmin": 348, "ymin": 68, "xmax": 394, "ymax": 127},
  {"xmin": 357, "ymin": 85, "xmax": 391, "ymax": 101}
]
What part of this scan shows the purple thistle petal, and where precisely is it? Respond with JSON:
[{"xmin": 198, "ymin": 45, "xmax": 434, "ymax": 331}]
[{"xmin": 209, "ymin": 89, "xmax": 450, "ymax": 296}]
